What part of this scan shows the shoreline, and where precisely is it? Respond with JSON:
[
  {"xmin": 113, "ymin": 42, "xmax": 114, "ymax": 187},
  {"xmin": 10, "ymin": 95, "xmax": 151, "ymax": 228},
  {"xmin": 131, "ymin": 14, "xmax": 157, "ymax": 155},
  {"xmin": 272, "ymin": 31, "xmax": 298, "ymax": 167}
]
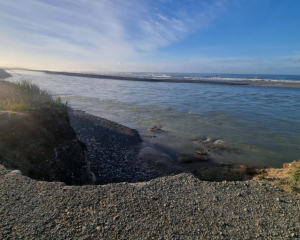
[
  {"xmin": 29, "ymin": 69, "xmax": 249, "ymax": 85},
  {"xmin": 68, "ymin": 109, "xmax": 173, "ymax": 184},
  {"xmin": 17, "ymin": 69, "xmax": 300, "ymax": 88},
  {"xmin": 2, "ymin": 68, "xmax": 298, "ymax": 180},
  {"xmin": 1, "ymin": 74, "xmax": 300, "ymax": 237},
  {"xmin": 0, "ymin": 73, "xmax": 256, "ymax": 184},
  {"xmin": 68, "ymin": 109, "xmax": 299, "ymax": 183},
  {"xmin": 69, "ymin": 109, "xmax": 255, "ymax": 183}
]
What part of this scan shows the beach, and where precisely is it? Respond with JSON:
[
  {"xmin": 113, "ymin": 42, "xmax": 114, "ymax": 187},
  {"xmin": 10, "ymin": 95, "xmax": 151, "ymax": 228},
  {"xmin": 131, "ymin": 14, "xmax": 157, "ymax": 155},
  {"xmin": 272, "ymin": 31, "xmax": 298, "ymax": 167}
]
[
  {"xmin": 1, "ymin": 69, "xmax": 300, "ymax": 238},
  {"xmin": 1, "ymin": 109, "xmax": 300, "ymax": 239},
  {"xmin": 1, "ymin": 161, "xmax": 300, "ymax": 239},
  {"xmin": 2, "ymin": 0, "xmax": 300, "ymax": 238},
  {"xmin": 6, "ymin": 70, "xmax": 300, "ymax": 168},
  {"xmin": 68, "ymin": 109, "xmax": 170, "ymax": 184}
]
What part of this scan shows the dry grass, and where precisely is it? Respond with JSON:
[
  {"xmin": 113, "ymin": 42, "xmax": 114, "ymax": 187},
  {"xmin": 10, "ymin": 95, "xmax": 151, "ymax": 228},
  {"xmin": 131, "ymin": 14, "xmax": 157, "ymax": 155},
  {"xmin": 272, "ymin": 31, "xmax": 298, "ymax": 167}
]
[
  {"xmin": 264, "ymin": 160, "xmax": 300, "ymax": 194},
  {"xmin": 0, "ymin": 80, "xmax": 67, "ymax": 112},
  {"xmin": 289, "ymin": 161, "xmax": 300, "ymax": 182},
  {"xmin": 275, "ymin": 180, "xmax": 300, "ymax": 194},
  {"xmin": 255, "ymin": 173, "xmax": 265, "ymax": 180}
]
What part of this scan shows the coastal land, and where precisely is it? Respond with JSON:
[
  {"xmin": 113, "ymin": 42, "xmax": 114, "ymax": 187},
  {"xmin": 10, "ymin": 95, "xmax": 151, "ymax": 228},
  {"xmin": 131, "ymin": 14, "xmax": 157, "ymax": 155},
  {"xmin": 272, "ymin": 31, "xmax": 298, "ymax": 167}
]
[
  {"xmin": 23, "ymin": 69, "xmax": 300, "ymax": 88},
  {"xmin": 32, "ymin": 70, "xmax": 248, "ymax": 85},
  {"xmin": 0, "ymin": 68, "xmax": 12, "ymax": 79},
  {"xmin": 1, "ymin": 68, "xmax": 300, "ymax": 239}
]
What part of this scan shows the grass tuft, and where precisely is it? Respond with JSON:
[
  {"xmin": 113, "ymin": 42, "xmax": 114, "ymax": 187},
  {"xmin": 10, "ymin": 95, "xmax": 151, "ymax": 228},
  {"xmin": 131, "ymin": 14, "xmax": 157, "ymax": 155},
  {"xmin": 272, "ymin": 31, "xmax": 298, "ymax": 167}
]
[
  {"xmin": 277, "ymin": 180, "xmax": 298, "ymax": 193},
  {"xmin": 289, "ymin": 161, "xmax": 300, "ymax": 182},
  {"xmin": 255, "ymin": 173, "xmax": 265, "ymax": 180},
  {"xmin": 0, "ymin": 80, "xmax": 68, "ymax": 112},
  {"xmin": 48, "ymin": 97, "xmax": 68, "ymax": 110},
  {"xmin": 274, "ymin": 162, "xmax": 300, "ymax": 193}
]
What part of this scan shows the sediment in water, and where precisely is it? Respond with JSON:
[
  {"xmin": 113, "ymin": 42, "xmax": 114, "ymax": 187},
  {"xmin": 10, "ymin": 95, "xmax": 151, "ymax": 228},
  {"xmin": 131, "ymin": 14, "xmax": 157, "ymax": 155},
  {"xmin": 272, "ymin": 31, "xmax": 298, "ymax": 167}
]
[{"xmin": 0, "ymin": 76, "xmax": 298, "ymax": 185}]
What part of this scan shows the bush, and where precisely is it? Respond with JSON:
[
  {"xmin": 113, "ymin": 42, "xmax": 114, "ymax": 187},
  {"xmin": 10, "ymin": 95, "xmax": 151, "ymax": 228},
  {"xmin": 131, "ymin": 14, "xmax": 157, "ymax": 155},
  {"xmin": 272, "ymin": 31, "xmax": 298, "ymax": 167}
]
[{"xmin": 0, "ymin": 80, "xmax": 68, "ymax": 112}]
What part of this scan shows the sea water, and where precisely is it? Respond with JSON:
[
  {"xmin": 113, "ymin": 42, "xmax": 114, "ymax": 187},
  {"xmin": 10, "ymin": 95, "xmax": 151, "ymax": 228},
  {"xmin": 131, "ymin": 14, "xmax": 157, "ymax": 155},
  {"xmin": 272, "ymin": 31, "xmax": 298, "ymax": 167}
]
[{"xmin": 6, "ymin": 70, "xmax": 300, "ymax": 168}]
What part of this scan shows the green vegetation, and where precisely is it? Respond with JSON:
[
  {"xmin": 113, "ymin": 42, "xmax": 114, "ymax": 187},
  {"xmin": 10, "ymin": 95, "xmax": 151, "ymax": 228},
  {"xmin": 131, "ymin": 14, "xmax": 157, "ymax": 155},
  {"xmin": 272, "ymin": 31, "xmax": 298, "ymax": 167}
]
[
  {"xmin": 0, "ymin": 80, "xmax": 68, "ymax": 112},
  {"xmin": 289, "ymin": 161, "xmax": 300, "ymax": 182},
  {"xmin": 277, "ymin": 179, "xmax": 300, "ymax": 194},
  {"xmin": 273, "ymin": 161, "xmax": 300, "ymax": 193},
  {"xmin": 255, "ymin": 173, "xmax": 265, "ymax": 180}
]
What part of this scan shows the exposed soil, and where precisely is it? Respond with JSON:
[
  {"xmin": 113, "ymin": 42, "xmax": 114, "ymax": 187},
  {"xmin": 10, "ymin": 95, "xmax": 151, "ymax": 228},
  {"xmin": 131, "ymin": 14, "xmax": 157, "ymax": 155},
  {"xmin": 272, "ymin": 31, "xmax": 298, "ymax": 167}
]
[{"xmin": 0, "ymin": 109, "xmax": 91, "ymax": 185}]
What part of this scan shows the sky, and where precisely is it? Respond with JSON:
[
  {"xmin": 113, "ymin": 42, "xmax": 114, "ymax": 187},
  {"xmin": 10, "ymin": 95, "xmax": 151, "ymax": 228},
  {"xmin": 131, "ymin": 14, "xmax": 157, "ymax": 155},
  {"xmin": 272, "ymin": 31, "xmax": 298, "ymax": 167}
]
[{"xmin": 0, "ymin": 0, "xmax": 300, "ymax": 74}]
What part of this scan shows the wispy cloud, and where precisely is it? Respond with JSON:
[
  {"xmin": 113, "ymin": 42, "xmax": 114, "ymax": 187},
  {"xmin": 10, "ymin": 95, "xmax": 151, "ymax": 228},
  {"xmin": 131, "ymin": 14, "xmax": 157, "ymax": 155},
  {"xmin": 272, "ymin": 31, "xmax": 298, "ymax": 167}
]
[{"xmin": 0, "ymin": 0, "xmax": 226, "ymax": 70}]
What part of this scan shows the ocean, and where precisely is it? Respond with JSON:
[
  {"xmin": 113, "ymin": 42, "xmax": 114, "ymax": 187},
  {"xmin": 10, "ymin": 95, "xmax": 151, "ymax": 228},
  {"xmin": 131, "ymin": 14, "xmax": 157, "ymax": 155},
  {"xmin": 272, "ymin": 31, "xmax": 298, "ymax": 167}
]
[
  {"xmin": 81, "ymin": 71, "xmax": 300, "ymax": 83},
  {"xmin": 6, "ymin": 70, "xmax": 300, "ymax": 168}
]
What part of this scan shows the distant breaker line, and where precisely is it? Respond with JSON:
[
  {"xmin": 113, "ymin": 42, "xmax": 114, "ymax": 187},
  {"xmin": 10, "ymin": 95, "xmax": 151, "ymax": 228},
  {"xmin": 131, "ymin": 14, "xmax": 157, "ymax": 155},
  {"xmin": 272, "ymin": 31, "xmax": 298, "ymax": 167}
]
[{"xmin": 33, "ymin": 70, "xmax": 249, "ymax": 86}]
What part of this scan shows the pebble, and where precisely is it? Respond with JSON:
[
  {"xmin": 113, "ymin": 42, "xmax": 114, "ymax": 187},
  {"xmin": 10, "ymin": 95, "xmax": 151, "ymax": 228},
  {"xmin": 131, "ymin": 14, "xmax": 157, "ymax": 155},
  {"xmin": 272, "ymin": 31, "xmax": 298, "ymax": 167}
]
[
  {"xmin": 68, "ymin": 110, "xmax": 168, "ymax": 185},
  {"xmin": 10, "ymin": 170, "xmax": 22, "ymax": 176},
  {"xmin": 0, "ymin": 110, "xmax": 299, "ymax": 239}
]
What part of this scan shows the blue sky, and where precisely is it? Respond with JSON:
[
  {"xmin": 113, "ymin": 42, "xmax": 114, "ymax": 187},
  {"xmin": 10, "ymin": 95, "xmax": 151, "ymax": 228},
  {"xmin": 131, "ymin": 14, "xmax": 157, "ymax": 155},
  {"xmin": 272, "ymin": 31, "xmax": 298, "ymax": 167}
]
[{"xmin": 0, "ymin": 0, "xmax": 300, "ymax": 74}]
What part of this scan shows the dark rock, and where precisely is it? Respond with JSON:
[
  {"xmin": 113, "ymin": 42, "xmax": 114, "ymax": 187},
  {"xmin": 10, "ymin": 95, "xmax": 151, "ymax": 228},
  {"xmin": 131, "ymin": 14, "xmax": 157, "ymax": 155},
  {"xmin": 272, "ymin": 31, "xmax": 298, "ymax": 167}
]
[
  {"xmin": 195, "ymin": 151, "xmax": 209, "ymax": 156},
  {"xmin": 193, "ymin": 140, "xmax": 239, "ymax": 152},
  {"xmin": 147, "ymin": 126, "xmax": 163, "ymax": 132},
  {"xmin": 143, "ymin": 134, "xmax": 156, "ymax": 138},
  {"xmin": 177, "ymin": 153, "xmax": 209, "ymax": 164},
  {"xmin": 204, "ymin": 149, "xmax": 216, "ymax": 154},
  {"xmin": 218, "ymin": 162, "xmax": 233, "ymax": 168}
]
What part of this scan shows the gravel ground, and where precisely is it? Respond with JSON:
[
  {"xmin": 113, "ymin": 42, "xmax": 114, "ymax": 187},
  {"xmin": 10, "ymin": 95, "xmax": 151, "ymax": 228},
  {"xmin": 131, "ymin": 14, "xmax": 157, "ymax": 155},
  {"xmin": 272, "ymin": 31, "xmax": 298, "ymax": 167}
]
[
  {"xmin": 1, "ymin": 165, "xmax": 300, "ymax": 239},
  {"xmin": 68, "ymin": 110, "xmax": 167, "ymax": 184},
  {"xmin": 1, "ymin": 110, "xmax": 300, "ymax": 239}
]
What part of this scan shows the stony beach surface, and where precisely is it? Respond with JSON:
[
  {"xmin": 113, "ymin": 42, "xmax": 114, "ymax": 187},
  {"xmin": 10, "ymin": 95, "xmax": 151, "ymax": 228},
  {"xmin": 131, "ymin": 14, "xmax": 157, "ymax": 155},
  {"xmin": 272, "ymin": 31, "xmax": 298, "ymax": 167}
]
[
  {"xmin": 1, "ymin": 165, "xmax": 300, "ymax": 239},
  {"xmin": 68, "ymin": 110, "xmax": 169, "ymax": 184},
  {"xmin": 1, "ymin": 110, "xmax": 300, "ymax": 239}
]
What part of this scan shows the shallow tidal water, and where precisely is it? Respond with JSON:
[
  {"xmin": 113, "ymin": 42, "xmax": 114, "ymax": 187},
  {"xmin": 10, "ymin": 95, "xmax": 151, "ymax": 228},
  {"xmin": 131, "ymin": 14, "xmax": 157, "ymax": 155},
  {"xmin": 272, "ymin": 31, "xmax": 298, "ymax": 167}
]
[{"xmin": 6, "ymin": 70, "xmax": 300, "ymax": 168}]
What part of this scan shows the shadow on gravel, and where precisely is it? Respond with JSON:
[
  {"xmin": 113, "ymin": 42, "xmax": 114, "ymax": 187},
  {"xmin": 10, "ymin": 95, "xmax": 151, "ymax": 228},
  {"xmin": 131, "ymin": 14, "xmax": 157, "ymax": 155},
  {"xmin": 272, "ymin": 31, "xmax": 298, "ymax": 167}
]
[
  {"xmin": 69, "ymin": 110, "xmax": 262, "ymax": 185},
  {"xmin": 68, "ymin": 110, "xmax": 261, "ymax": 185},
  {"xmin": 68, "ymin": 110, "xmax": 180, "ymax": 185}
]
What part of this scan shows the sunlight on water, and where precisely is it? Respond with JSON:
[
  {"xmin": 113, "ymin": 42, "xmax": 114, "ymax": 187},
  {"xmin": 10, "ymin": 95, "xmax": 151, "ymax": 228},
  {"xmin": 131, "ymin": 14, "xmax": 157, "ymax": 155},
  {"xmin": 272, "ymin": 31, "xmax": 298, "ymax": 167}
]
[{"xmin": 7, "ymin": 70, "xmax": 300, "ymax": 167}]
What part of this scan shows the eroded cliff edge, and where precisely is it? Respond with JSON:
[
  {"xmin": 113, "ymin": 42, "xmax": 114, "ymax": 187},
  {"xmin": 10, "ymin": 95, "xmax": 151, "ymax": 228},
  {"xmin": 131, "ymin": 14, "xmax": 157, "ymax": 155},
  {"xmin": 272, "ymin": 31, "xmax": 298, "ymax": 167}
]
[
  {"xmin": 0, "ymin": 109, "xmax": 93, "ymax": 185},
  {"xmin": 0, "ymin": 79, "xmax": 92, "ymax": 185}
]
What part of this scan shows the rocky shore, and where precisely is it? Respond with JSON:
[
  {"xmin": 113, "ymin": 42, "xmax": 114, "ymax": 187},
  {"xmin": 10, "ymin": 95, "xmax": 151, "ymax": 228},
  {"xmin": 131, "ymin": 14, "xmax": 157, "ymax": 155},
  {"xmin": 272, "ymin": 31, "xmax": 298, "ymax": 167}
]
[
  {"xmin": 1, "ymin": 69, "xmax": 300, "ymax": 239},
  {"xmin": 68, "ymin": 110, "xmax": 170, "ymax": 184},
  {"xmin": 1, "ymin": 166, "xmax": 300, "ymax": 239},
  {"xmin": 68, "ymin": 110, "xmax": 252, "ymax": 184},
  {"xmin": 1, "ymin": 107, "xmax": 300, "ymax": 239}
]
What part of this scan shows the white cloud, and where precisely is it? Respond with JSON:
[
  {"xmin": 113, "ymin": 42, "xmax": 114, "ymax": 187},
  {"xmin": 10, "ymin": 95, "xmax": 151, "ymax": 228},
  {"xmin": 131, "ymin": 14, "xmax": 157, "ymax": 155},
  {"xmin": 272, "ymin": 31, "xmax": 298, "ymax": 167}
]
[{"xmin": 0, "ymin": 0, "xmax": 226, "ymax": 70}]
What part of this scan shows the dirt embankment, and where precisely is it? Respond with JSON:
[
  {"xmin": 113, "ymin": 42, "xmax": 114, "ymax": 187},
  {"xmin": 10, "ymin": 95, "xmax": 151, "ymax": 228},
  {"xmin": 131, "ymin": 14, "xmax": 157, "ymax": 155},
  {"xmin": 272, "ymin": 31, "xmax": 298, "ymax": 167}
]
[
  {"xmin": 0, "ymin": 69, "xmax": 12, "ymax": 79},
  {"xmin": 0, "ymin": 108, "xmax": 92, "ymax": 185}
]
